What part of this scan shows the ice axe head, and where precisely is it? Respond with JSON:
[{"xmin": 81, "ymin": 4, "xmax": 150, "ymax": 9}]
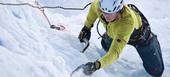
[{"xmin": 80, "ymin": 38, "xmax": 90, "ymax": 53}]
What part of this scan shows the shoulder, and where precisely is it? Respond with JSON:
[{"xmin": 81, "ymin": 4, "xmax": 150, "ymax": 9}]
[
  {"xmin": 115, "ymin": 5, "xmax": 136, "ymax": 36},
  {"xmin": 120, "ymin": 4, "xmax": 140, "ymax": 27},
  {"xmin": 116, "ymin": 5, "xmax": 136, "ymax": 29},
  {"xmin": 90, "ymin": 0, "xmax": 100, "ymax": 12}
]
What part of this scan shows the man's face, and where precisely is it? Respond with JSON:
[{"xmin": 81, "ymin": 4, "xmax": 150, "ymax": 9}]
[{"xmin": 102, "ymin": 12, "xmax": 118, "ymax": 22}]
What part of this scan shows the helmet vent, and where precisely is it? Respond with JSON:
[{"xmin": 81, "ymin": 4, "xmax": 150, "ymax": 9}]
[
  {"xmin": 105, "ymin": 8, "xmax": 107, "ymax": 10},
  {"xmin": 102, "ymin": 8, "xmax": 104, "ymax": 10},
  {"xmin": 108, "ymin": 10, "xmax": 111, "ymax": 12},
  {"xmin": 113, "ymin": 1, "xmax": 116, "ymax": 6},
  {"xmin": 120, "ymin": 0, "xmax": 123, "ymax": 4},
  {"xmin": 113, "ymin": 7, "xmax": 116, "ymax": 12},
  {"xmin": 116, "ymin": 5, "xmax": 120, "ymax": 10}
]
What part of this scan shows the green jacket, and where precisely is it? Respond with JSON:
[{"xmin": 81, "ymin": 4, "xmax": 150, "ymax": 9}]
[{"xmin": 84, "ymin": 0, "xmax": 142, "ymax": 68}]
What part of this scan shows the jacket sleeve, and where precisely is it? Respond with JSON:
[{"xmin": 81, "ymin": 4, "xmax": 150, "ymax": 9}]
[
  {"xmin": 84, "ymin": 2, "xmax": 98, "ymax": 29},
  {"xmin": 99, "ymin": 18, "xmax": 134, "ymax": 68}
]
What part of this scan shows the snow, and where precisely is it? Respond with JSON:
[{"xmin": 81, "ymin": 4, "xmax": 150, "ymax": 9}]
[{"xmin": 0, "ymin": 0, "xmax": 170, "ymax": 77}]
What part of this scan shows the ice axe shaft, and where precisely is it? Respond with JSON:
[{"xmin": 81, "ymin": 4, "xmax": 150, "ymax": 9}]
[
  {"xmin": 81, "ymin": 38, "xmax": 89, "ymax": 53},
  {"xmin": 70, "ymin": 64, "xmax": 85, "ymax": 77}
]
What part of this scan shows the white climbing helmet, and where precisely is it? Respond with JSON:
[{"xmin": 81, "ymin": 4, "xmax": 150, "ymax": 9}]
[{"xmin": 99, "ymin": 0, "xmax": 124, "ymax": 13}]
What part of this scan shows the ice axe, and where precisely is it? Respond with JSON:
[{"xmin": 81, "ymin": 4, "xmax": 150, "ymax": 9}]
[
  {"xmin": 80, "ymin": 38, "xmax": 90, "ymax": 53},
  {"xmin": 71, "ymin": 62, "xmax": 95, "ymax": 77},
  {"xmin": 70, "ymin": 64, "xmax": 85, "ymax": 77}
]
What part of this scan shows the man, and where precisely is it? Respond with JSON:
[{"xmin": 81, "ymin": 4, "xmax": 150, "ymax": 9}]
[{"xmin": 78, "ymin": 0, "xmax": 164, "ymax": 77}]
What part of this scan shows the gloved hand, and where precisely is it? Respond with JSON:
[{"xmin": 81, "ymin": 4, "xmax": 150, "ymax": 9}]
[
  {"xmin": 78, "ymin": 26, "xmax": 91, "ymax": 42},
  {"xmin": 82, "ymin": 61, "xmax": 101, "ymax": 75}
]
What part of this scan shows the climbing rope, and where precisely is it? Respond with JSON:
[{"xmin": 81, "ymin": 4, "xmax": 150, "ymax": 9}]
[
  {"xmin": 0, "ymin": 1, "xmax": 92, "ymax": 31},
  {"xmin": 42, "ymin": 2, "xmax": 92, "ymax": 10}
]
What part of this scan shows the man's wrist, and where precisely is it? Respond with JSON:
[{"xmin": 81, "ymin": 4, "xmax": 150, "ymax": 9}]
[{"xmin": 95, "ymin": 61, "xmax": 101, "ymax": 70}]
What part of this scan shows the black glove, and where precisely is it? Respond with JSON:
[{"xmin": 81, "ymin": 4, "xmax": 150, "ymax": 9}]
[
  {"xmin": 78, "ymin": 26, "xmax": 91, "ymax": 42},
  {"xmin": 82, "ymin": 61, "xmax": 101, "ymax": 75}
]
